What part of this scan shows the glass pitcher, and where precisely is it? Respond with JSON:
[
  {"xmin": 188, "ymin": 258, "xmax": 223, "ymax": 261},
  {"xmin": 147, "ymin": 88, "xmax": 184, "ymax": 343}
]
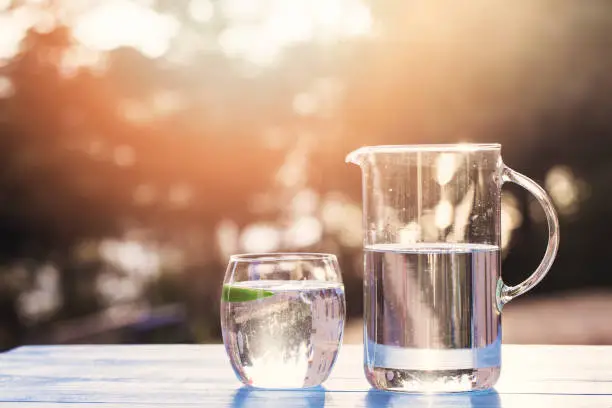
[{"xmin": 346, "ymin": 144, "xmax": 559, "ymax": 393}]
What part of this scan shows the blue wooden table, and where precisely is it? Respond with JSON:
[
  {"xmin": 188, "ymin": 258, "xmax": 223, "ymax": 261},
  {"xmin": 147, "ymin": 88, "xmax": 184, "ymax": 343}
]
[{"xmin": 0, "ymin": 344, "xmax": 611, "ymax": 407}]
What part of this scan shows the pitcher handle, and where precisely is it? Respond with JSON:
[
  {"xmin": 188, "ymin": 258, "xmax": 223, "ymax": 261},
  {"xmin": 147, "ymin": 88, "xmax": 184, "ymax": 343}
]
[{"xmin": 497, "ymin": 166, "xmax": 560, "ymax": 307}]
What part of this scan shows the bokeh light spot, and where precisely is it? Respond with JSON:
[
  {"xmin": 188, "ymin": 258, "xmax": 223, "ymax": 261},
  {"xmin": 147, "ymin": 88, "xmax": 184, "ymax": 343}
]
[
  {"xmin": 0, "ymin": 10, "xmax": 30, "ymax": 61},
  {"xmin": 59, "ymin": 46, "xmax": 108, "ymax": 78},
  {"xmin": 290, "ymin": 189, "xmax": 319, "ymax": 216},
  {"xmin": 113, "ymin": 145, "xmax": 136, "ymax": 167},
  {"xmin": 321, "ymin": 195, "xmax": 362, "ymax": 248},
  {"xmin": 16, "ymin": 264, "xmax": 62, "ymax": 324},
  {"xmin": 0, "ymin": 0, "xmax": 11, "ymax": 12},
  {"xmin": 188, "ymin": 0, "xmax": 214, "ymax": 23},
  {"xmin": 240, "ymin": 223, "xmax": 281, "ymax": 253},
  {"xmin": 133, "ymin": 183, "xmax": 157, "ymax": 206},
  {"xmin": 216, "ymin": 0, "xmax": 372, "ymax": 66},
  {"xmin": 72, "ymin": 0, "xmax": 180, "ymax": 59},
  {"xmin": 0, "ymin": 76, "xmax": 15, "ymax": 99},
  {"xmin": 151, "ymin": 90, "xmax": 184, "ymax": 115},
  {"xmin": 546, "ymin": 165, "xmax": 584, "ymax": 215},
  {"xmin": 216, "ymin": 219, "xmax": 239, "ymax": 259},
  {"xmin": 293, "ymin": 92, "xmax": 318, "ymax": 116},
  {"xmin": 99, "ymin": 239, "xmax": 160, "ymax": 278},
  {"xmin": 284, "ymin": 216, "xmax": 322, "ymax": 248},
  {"xmin": 501, "ymin": 192, "xmax": 523, "ymax": 250},
  {"xmin": 168, "ymin": 183, "xmax": 194, "ymax": 208},
  {"xmin": 119, "ymin": 99, "xmax": 154, "ymax": 124}
]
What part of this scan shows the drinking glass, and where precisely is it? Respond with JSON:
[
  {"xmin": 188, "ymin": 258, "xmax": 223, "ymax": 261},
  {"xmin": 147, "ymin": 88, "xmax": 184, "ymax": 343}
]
[
  {"xmin": 221, "ymin": 253, "xmax": 346, "ymax": 389},
  {"xmin": 347, "ymin": 143, "xmax": 560, "ymax": 392}
]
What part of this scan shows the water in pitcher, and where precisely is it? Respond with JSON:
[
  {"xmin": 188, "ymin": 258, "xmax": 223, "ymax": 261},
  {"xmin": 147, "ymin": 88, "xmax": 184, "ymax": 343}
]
[
  {"xmin": 364, "ymin": 243, "xmax": 502, "ymax": 392},
  {"xmin": 221, "ymin": 280, "xmax": 345, "ymax": 388}
]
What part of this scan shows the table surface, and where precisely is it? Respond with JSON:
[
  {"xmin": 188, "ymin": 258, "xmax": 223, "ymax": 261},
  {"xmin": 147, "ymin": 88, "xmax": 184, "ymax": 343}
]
[{"xmin": 0, "ymin": 344, "xmax": 611, "ymax": 407}]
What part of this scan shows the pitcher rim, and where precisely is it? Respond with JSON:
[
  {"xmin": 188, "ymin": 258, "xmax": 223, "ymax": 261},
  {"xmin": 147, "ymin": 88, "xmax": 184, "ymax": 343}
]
[{"xmin": 355, "ymin": 143, "xmax": 501, "ymax": 152}]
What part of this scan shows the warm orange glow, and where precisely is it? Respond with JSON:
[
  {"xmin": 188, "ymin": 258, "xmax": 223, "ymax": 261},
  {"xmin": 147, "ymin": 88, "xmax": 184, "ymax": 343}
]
[{"xmin": 0, "ymin": 0, "xmax": 607, "ymax": 347}]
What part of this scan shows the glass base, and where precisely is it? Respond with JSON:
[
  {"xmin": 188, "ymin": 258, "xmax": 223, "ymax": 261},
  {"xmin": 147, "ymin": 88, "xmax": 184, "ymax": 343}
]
[{"xmin": 365, "ymin": 366, "xmax": 500, "ymax": 393}]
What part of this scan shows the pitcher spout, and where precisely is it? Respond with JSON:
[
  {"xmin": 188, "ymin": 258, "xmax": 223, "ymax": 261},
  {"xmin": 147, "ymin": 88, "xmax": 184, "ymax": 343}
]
[{"xmin": 345, "ymin": 147, "xmax": 369, "ymax": 166}]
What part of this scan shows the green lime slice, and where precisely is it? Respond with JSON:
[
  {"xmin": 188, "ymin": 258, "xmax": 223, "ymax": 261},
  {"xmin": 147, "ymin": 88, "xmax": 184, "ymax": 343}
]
[{"xmin": 222, "ymin": 284, "xmax": 274, "ymax": 302}]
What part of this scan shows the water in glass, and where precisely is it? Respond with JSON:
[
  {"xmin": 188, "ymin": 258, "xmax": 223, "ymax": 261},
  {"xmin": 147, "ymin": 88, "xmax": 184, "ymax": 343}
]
[
  {"xmin": 222, "ymin": 280, "xmax": 345, "ymax": 388},
  {"xmin": 364, "ymin": 243, "xmax": 501, "ymax": 392}
]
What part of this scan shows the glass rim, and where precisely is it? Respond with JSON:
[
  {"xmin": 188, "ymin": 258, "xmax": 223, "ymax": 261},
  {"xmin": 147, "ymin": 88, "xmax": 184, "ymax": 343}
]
[
  {"xmin": 229, "ymin": 253, "xmax": 337, "ymax": 263},
  {"xmin": 357, "ymin": 143, "xmax": 501, "ymax": 153}
]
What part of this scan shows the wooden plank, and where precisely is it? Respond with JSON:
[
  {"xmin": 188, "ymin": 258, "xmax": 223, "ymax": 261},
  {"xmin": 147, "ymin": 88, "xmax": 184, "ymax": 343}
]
[
  {"xmin": 0, "ymin": 345, "xmax": 610, "ymax": 407},
  {"xmin": 0, "ymin": 394, "xmax": 611, "ymax": 408}
]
